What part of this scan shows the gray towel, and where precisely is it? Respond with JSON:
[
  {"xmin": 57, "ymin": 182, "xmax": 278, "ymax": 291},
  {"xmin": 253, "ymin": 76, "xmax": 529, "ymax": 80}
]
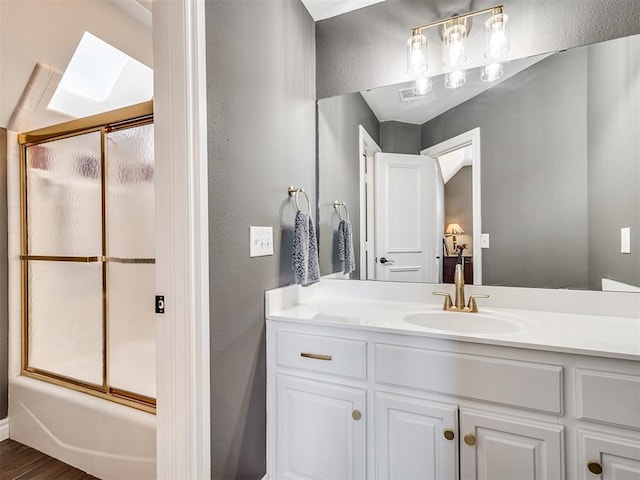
[
  {"xmin": 337, "ymin": 219, "xmax": 355, "ymax": 274},
  {"xmin": 293, "ymin": 210, "xmax": 320, "ymax": 286}
]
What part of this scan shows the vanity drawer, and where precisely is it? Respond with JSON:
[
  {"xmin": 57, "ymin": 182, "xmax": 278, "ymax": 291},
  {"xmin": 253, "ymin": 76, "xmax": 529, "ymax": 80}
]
[
  {"xmin": 276, "ymin": 330, "xmax": 367, "ymax": 380},
  {"xmin": 375, "ymin": 343, "xmax": 563, "ymax": 414},
  {"xmin": 576, "ymin": 368, "xmax": 640, "ymax": 430}
]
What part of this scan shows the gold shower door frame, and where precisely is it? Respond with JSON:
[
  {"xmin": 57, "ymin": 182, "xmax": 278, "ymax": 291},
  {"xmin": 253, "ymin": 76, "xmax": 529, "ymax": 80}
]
[{"xmin": 18, "ymin": 101, "xmax": 156, "ymax": 413}]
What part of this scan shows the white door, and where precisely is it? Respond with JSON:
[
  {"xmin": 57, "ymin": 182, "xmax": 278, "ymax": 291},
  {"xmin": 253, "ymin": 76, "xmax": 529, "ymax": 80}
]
[
  {"xmin": 579, "ymin": 429, "xmax": 640, "ymax": 479},
  {"xmin": 276, "ymin": 375, "xmax": 366, "ymax": 479},
  {"xmin": 375, "ymin": 392, "xmax": 458, "ymax": 480},
  {"xmin": 374, "ymin": 152, "xmax": 443, "ymax": 282},
  {"xmin": 460, "ymin": 409, "xmax": 564, "ymax": 480}
]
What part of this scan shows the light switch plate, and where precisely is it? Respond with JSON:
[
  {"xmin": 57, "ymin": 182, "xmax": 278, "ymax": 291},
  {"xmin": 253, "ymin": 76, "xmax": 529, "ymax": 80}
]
[
  {"xmin": 250, "ymin": 226, "xmax": 274, "ymax": 257},
  {"xmin": 621, "ymin": 227, "xmax": 631, "ymax": 254},
  {"xmin": 481, "ymin": 233, "xmax": 490, "ymax": 248}
]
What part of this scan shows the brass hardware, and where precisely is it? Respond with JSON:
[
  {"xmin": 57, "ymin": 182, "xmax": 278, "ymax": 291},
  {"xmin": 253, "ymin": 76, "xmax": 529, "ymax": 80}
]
[
  {"xmin": 433, "ymin": 292, "xmax": 453, "ymax": 310},
  {"xmin": 433, "ymin": 270, "xmax": 490, "ymax": 313},
  {"xmin": 464, "ymin": 433, "xmax": 476, "ymax": 446},
  {"xmin": 20, "ymin": 255, "xmax": 101, "ymax": 262},
  {"xmin": 300, "ymin": 352, "xmax": 332, "ymax": 361},
  {"xmin": 410, "ymin": 4, "xmax": 504, "ymax": 35},
  {"xmin": 444, "ymin": 429, "xmax": 455, "ymax": 441},
  {"xmin": 352, "ymin": 410, "xmax": 362, "ymax": 421},
  {"xmin": 587, "ymin": 461, "xmax": 603, "ymax": 475},
  {"xmin": 468, "ymin": 294, "xmax": 490, "ymax": 313}
]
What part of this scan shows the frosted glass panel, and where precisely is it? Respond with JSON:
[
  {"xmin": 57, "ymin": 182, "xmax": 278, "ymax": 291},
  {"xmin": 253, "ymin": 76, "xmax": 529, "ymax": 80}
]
[
  {"xmin": 108, "ymin": 263, "xmax": 156, "ymax": 398},
  {"xmin": 28, "ymin": 261, "xmax": 103, "ymax": 385},
  {"xmin": 107, "ymin": 124, "xmax": 154, "ymax": 258},
  {"xmin": 26, "ymin": 133, "xmax": 102, "ymax": 256}
]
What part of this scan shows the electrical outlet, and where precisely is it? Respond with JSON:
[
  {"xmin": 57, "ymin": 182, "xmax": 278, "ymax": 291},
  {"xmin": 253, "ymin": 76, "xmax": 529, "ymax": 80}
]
[
  {"xmin": 621, "ymin": 227, "xmax": 631, "ymax": 254},
  {"xmin": 250, "ymin": 226, "xmax": 274, "ymax": 257},
  {"xmin": 481, "ymin": 233, "xmax": 490, "ymax": 248}
]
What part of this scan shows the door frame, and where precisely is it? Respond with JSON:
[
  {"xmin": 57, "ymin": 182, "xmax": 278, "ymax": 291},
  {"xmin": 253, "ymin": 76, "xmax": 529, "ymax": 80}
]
[
  {"xmin": 153, "ymin": 1, "xmax": 210, "ymax": 478},
  {"xmin": 421, "ymin": 127, "xmax": 482, "ymax": 285},
  {"xmin": 358, "ymin": 125, "xmax": 381, "ymax": 280}
]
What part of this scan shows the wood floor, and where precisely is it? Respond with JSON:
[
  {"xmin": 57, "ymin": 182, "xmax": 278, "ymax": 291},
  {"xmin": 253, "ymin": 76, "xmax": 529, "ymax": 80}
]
[{"xmin": 0, "ymin": 439, "xmax": 98, "ymax": 480}]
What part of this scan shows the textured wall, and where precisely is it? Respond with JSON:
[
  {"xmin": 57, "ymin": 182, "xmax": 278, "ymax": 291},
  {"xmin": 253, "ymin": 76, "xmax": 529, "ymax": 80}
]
[
  {"xmin": 422, "ymin": 50, "xmax": 589, "ymax": 289},
  {"xmin": 587, "ymin": 35, "xmax": 640, "ymax": 289},
  {"xmin": 380, "ymin": 121, "xmax": 421, "ymax": 154},
  {"xmin": 318, "ymin": 93, "xmax": 379, "ymax": 277},
  {"xmin": 316, "ymin": 0, "xmax": 640, "ymax": 99},
  {"xmin": 205, "ymin": 0, "xmax": 316, "ymax": 478}
]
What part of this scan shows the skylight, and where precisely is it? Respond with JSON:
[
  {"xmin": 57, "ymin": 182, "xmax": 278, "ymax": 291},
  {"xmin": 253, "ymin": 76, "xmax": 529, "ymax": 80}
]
[{"xmin": 48, "ymin": 32, "xmax": 153, "ymax": 118}]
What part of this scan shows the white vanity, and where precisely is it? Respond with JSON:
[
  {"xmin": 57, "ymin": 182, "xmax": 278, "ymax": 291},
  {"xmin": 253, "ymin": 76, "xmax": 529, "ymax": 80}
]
[{"xmin": 265, "ymin": 279, "xmax": 640, "ymax": 479}]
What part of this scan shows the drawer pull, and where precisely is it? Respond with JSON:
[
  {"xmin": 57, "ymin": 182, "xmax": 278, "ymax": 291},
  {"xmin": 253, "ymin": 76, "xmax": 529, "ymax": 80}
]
[
  {"xmin": 352, "ymin": 410, "xmax": 362, "ymax": 421},
  {"xmin": 464, "ymin": 433, "xmax": 476, "ymax": 446},
  {"xmin": 587, "ymin": 461, "xmax": 603, "ymax": 475},
  {"xmin": 300, "ymin": 352, "xmax": 332, "ymax": 361},
  {"xmin": 444, "ymin": 429, "xmax": 455, "ymax": 441}
]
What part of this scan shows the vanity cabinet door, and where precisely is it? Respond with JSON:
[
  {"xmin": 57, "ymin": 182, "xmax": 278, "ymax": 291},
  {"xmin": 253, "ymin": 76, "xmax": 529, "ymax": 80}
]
[
  {"xmin": 578, "ymin": 429, "xmax": 640, "ymax": 479},
  {"xmin": 375, "ymin": 392, "xmax": 458, "ymax": 480},
  {"xmin": 276, "ymin": 375, "xmax": 366, "ymax": 480},
  {"xmin": 460, "ymin": 409, "xmax": 564, "ymax": 480}
]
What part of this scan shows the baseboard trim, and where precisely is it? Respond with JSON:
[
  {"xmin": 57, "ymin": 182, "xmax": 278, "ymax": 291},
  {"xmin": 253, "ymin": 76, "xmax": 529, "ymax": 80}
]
[{"xmin": 0, "ymin": 418, "xmax": 9, "ymax": 441}]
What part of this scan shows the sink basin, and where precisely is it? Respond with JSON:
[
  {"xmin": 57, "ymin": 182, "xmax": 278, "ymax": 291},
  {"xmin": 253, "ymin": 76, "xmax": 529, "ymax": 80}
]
[{"xmin": 404, "ymin": 311, "xmax": 521, "ymax": 334}]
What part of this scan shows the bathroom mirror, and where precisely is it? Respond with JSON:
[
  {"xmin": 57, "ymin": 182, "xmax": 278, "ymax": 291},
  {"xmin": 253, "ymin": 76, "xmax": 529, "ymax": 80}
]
[{"xmin": 318, "ymin": 33, "xmax": 640, "ymax": 292}]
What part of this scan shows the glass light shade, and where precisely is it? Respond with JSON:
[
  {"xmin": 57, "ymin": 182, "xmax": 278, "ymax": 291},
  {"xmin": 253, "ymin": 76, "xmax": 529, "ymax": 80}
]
[
  {"xmin": 412, "ymin": 76, "xmax": 432, "ymax": 95},
  {"xmin": 442, "ymin": 23, "xmax": 467, "ymax": 67},
  {"xmin": 481, "ymin": 62, "xmax": 504, "ymax": 82},
  {"xmin": 407, "ymin": 33, "xmax": 428, "ymax": 75},
  {"xmin": 444, "ymin": 70, "xmax": 466, "ymax": 89},
  {"xmin": 484, "ymin": 13, "xmax": 510, "ymax": 59}
]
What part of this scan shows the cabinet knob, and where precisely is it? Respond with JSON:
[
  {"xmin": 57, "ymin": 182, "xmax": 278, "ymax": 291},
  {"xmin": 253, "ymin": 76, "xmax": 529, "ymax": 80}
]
[
  {"xmin": 587, "ymin": 461, "xmax": 603, "ymax": 475},
  {"xmin": 443, "ymin": 429, "xmax": 455, "ymax": 441},
  {"xmin": 352, "ymin": 410, "xmax": 362, "ymax": 421},
  {"xmin": 464, "ymin": 433, "xmax": 476, "ymax": 446}
]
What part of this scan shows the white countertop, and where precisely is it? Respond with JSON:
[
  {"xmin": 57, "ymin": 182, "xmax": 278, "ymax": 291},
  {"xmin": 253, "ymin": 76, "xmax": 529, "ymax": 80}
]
[{"xmin": 266, "ymin": 280, "xmax": 640, "ymax": 361}]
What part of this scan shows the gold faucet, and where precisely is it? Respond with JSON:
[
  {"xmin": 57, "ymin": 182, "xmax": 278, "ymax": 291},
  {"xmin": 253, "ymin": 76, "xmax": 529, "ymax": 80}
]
[{"xmin": 434, "ymin": 263, "xmax": 489, "ymax": 312}]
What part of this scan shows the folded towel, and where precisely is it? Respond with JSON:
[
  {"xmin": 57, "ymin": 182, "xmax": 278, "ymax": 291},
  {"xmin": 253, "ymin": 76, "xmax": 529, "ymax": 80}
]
[
  {"xmin": 293, "ymin": 210, "xmax": 320, "ymax": 286},
  {"xmin": 337, "ymin": 219, "xmax": 355, "ymax": 275}
]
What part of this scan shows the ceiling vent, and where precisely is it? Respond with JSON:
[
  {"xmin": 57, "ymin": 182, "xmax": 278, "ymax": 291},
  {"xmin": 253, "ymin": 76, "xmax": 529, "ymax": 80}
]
[{"xmin": 398, "ymin": 87, "xmax": 423, "ymax": 103}]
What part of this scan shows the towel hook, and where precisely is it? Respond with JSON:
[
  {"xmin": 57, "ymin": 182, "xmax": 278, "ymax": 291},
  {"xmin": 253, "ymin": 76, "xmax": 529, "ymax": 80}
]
[
  {"xmin": 288, "ymin": 186, "xmax": 311, "ymax": 213},
  {"xmin": 333, "ymin": 201, "xmax": 350, "ymax": 222}
]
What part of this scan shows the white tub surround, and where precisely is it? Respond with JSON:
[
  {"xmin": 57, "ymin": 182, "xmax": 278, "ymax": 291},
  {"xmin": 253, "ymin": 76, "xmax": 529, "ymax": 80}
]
[
  {"xmin": 9, "ymin": 376, "xmax": 156, "ymax": 480},
  {"xmin": 266, "ymin": 279, "xmax": 640, "ymax": 480}
]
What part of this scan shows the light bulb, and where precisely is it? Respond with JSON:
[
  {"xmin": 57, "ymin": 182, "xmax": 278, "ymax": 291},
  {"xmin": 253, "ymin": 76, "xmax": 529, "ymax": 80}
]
[
  {"xmin": 444, "ymin": 70, "xmax": 466, "ymax": 89},
  {"xmin": 484, "ymin": 13, "xmax": 509, "ymax": 59},
  {"xmin": 481, "ymin": 62, "xmax": 504, "ymax": 82},
  {"xmin": 413, "ymin": 76, "xmax": 432, "ymax": 95},
  {"xmin": 443, "ymin": 23, "xmax": 467, "ymax": 68},
  {"xmin": 407, "ymin": 33, "xmax": 428, "ymax": 75}
]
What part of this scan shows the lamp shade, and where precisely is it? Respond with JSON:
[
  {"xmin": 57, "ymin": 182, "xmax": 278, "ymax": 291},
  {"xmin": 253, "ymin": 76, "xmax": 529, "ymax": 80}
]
[{"xmin": 445, "ymin": 223, "xmax": 464, "ymax": 235}]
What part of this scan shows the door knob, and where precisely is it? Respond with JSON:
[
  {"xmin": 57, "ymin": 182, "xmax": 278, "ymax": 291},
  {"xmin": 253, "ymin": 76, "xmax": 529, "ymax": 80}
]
[
  {"xmin": 587, "ymin": 461, "xmax": 603, "ymax": 475},
  {"xmin": 443, "ymin": 429, "xmax": 455, "ymax": 441},
  {"xmin": 352, "ymin": 410, "xmax": 362, "ymax": 421},
  {"xmin": 464, "ymin": 433, "xmax": 476, "ymax": 446},
  {"xmin": 379, "ymin": 257, "xmax": 394, "ymax": 264}
]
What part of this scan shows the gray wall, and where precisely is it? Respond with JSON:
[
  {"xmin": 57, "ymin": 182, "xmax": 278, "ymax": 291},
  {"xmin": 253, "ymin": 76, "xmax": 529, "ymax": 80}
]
[
  {"xmin": 422, "ymin": 49, "xmax": 590, "ymax": 289},
  {"xmin": 380, "ymin": 121, "xmax": 421, "ymax": 154},
  {"xmin": 0, "ymin": 128, "xmax": 6, "ymax": 420},
  {"xmin": 445, "ymin": 166, "xmax": 473, "ymax": 255},
  {"xmin": 205, "ymin": 1, "xmax": 316, "ymax": 478},
  {"xmin": 316, "ymin": 0, "xmax": 640, "ymax": 99},
  {"xmin": 318, "ymin": 93, "xmax": 379, "ymax": 277},
  {"xmin": 587, "ymin": 35, "xmax": 640, "ymax": 289}
]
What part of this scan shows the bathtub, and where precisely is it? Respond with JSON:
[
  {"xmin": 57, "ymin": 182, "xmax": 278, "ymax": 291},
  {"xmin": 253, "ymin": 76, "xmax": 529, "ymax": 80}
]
[{"xmin": 9, "ymin": 376, "xmax": 156, "ymax": 480}]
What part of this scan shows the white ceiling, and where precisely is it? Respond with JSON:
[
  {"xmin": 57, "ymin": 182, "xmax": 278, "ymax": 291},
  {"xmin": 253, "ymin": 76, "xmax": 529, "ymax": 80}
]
[
  {"xmin": 302, "ymin": 0, "xmax": 385, "ymax": 21},
  {"xmin": 361, "ymin": 54, "xmax": 553, "ymax": 125}
]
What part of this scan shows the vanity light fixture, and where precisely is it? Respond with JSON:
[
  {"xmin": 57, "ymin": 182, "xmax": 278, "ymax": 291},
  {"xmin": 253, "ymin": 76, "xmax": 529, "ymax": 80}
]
[
  {"xmin": 407, "ymin": 5, "xmax": 509, "ymax": 81},
  {"xmin": 445, "ymin": 70, "xmax": 466, "ymax": 89},
  {"xmin": 481, "ymin": 62, "xmax": 504, "ymax": 82},
  {"xmin": 412, "ymin": 75, "xmax": 432, "ymax": 95}
]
